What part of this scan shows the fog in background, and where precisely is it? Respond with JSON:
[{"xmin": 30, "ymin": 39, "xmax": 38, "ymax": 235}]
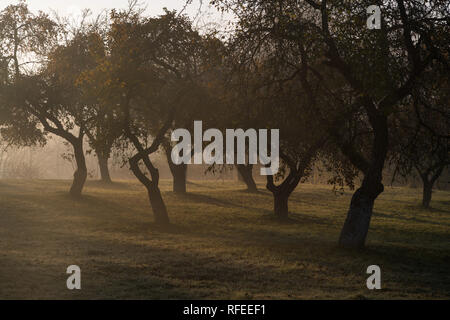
[
  {"xmin": 2, "ymin": 138, "xmax": 448, "ymax": 190},
  {"xmin": 0, "ymin": 0, "xmax": 235, "ymax": 182},
  {"xmin": 0, "ymin": 138, "xmax": 244, "ymax": 181},
  {"xmin": 0, "ymin": 1, "xmax": 447, "ymax": 188},
  {"xmin": 0, "ymin": 0, "xmax": 233, "ymax": 32}
]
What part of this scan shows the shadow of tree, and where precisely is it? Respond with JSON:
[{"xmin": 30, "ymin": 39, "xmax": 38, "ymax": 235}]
[{"xmin": 373, "ymin": 210, "xmax": 450, "ymax": 227}]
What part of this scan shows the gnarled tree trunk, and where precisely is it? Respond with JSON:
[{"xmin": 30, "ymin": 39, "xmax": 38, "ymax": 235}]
[
  {"xmin": 267, "ymin": 169, "xmax": 302, "ymax": 220},
  {"xmin": 417, "ymin": 166, "xmax": 444, "ymax": 209},
  {"xmin": 422, "ymin": 180, "xmax": 432, "ymax": 208},
  {"xmin": 338, "ymin": 183, "xmax": 383, "ymax": 249},
  {"xmin": 273, "ymin": 192, "xmax": 289, "ymax": 219},
  {"xmin": 70, "ymin": 139, "xmax": 87, "ymax": 198},
  {"xmin": 164, "ymin": 143, "xmax": 187, "ymax": 194},
  {"xmin": 170, "ymin": 163, "xmax": 187, "ymax": 194},
  {"xmin": 338, "ymin": 113, "xmax": 388, "ymax": 249},
  {"xmin": 129, "ymin": 154, "xmax": 170, "ymax": 226},
  {"xmin": 97, "ymin": 153, "xmax": 112, "ymax": 183},
  {"xmin": 167, "ymin": 157, "xmax": 187, "ymax": 194},
  {"xmin": 147, "ymin": 184, "xmax": 170, "ymax": 225},
  {"xmin": 236, "ymin": 164, "xmax": 257, "ymax": 192},
  {"xmin": 127, "ymin": 126, "xmax": 172, "ymax": 226}
]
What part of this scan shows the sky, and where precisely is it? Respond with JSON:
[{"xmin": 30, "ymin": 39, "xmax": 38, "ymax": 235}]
[
  {"xmin": 0, "ymin": 0, "xmax": 231, "ymax": 30},
  {"xmin": 1, "ymin": 0, "xmax": 203, "ymax": 16}
]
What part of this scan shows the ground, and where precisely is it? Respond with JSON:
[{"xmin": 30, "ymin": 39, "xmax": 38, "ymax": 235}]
[{"xmin": 0, "ymin": 179, "xmax": 449, "ymax": 299}]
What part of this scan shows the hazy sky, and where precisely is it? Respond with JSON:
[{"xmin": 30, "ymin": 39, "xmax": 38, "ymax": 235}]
[
  {"xmin": 0, "ymin": 0, "xmax": 229, "ymax": 28},
  {"xmin": 1, "ymin": 0, "xmax": 199, "ymax": 15}
]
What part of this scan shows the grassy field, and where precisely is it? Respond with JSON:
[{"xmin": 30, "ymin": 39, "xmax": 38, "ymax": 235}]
[{"xmin": 0, "ymin": 179, "xmax": 449, "ymax": 299}]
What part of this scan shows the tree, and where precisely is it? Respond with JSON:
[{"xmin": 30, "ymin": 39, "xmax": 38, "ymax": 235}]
[
  {"xmin": 79, "ymin": 8, "xmax": 215, "ymax": 224},
  {"xmin": 0, "ymin": 2, "xmax": 49, "ymax": 149},
  {"xmin": 212, "ymin": 0, "xmax": 449, "ymax": 246},
  {"xmin": 0, "ymin": 2, "xmax": 94, "ymax": 197},
  {"xmin": 158, "ymin": 13, "xmax": 223, "ymax": 194},
  {"xmin": 261, "ymin": 76, "xmax": 332, "ymax": 219},
  {"xmin": 162, "ymin": 140, "xmax": 188, "ymax": 193},
  {"xmin": 85, "ymin": 112, "xmax": 120, "ymax": 184},
  {"xmin": 236, "ymin": 164, "xmax": 258, "ymax": 192},
  {"xmin": 78, "ymin": 29, "xmax": 122, "ymax": 184},
  {"xmin": 331, "ymin": 0, "xmax": 448, "ymax": 248},
  {"xmin": 212, "ymin": 0, "xmax": 345, "ymax": 218},
  {"xmin": 217, "ymin": 47, "xmax": 260, "ymax": 193},
  {"xmin": 391, "ymin": 74, "xmax": 450, "ymax": 208}
]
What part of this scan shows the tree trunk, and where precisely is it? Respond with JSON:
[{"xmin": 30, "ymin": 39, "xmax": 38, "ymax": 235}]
[
  {"xmin": 237, "ymin": 169, "xmax": 244, "ymax": 182},
  {"xmin": 164, "ymin": 145, "xmax": 187, "ymax": 194},
  {"xmin": 98, "ymin": 153, "xmax": 112, "ymax": 183},
  {"xmin": 338, "ymin": 112, "xmax": 388, "ymax": 249},
  {"xmin": 274, "ymin": 192, "xmax": 289, "ymax": 219},
  {"xmin": 173, "ymin": 164, "xmax": 187, "ymax": 194},
  {"xmin": 128, "ymin": 148, "xmax": 171, "ymax": 226},
  {"xmin": 422, "ymin": 181, "xmax": 432, "ymax": 208},
  {"xmin": 338, "ymin": 188, "xmax": 377, "ymax": 248},
  {"xmin": 267, "ymin": 169, "xmax": 302, "ymax": 220},
  {"xmin": 169, "ymin": 162, "xmax": 187, "ymax": 194},
  {"xmin": 147, "ymin": 184, "xmax": 170, "ymax": 225},
  {"xmin": 69, "ymin": 140, "xmax": 87, "ymax": 198},
  {"xmin": 236, "ymin": 164, "xmax": 257, "ymax": 192},
  {"xmin": 417, "ymin": 166, "xmax": 444, "ymax": 209}
]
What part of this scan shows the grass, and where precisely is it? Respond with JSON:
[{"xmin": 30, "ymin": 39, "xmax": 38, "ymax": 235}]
[{"xmin": 0, "ymin": 179, "xmax": 449, "ymax": 299}]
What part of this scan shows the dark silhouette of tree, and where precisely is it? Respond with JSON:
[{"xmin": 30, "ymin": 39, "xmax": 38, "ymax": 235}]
[
  {"xmin": 79, "ymin": 8, "xmax": 218, "ymax": 224},
  {"xmin": 391, "ymin": 75, "xmax": 450, "ymax": 208},
  {"xmin": 0, "ymin": 2, "xmax": 48, "ymax": 148},
  {"xmin": 211, "ymin": 0, "xmax": 348, "ymax": 218},
  {"xmin": 75, "ymin": 27, "xmax": 122, "ymax": 184},
  {"xmin": 0, "ymin": 2, "xmax": 91, "ymax": 197},
  {"xmin": 236, "ymin": 164, "xmax": 258, "ymax": 192},
  {"xmin": 212, "ymin": 0, "xmax": 449, "ymax": 246},
  {"xmin": 157, "ymin": 13, "xmax": 223, "ymax": 194}
]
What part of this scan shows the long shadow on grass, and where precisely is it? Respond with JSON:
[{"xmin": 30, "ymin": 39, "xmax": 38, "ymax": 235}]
[
  {"xmin": 173, "ymin": 191, "xmax": 279, "ymax": 218},
  {"xmin": 173, "ymin": 191, "xmax": 336, "ymax": 226},
  {"xmin": 85, "ymin": 180, "xmax": 138, "ymax": 190},
  {"xmin": 408, "ymin": 204, "xmax": 450, "ymax": 214},
  {"xmin": 64, "ymin": 227, "xmax": 450, "ymax": 298},
  {"xmin": 186, "ymin": 180, "xmax": 232, "ymax": 190},
  {"xmin": 373, "ymin": 210, "xmax": 450, "ymax": 227},
  {"xmin": 370, "ymin": 222, "xmax": 450, "ymax": 244},
  {"xmin": 59, "ymin": 194, "xmax": 190, "ymax": 235},
  {"xmin": 175, "ymin": 192, "xmax": 252, "ymax": 209},
  {"xmin": 336, "ymin": 244, "xmax": 450, "ymax": 296},
  {"xmin": 2, "ymin": 188, "xmax": 448, "ymax": 298}
]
